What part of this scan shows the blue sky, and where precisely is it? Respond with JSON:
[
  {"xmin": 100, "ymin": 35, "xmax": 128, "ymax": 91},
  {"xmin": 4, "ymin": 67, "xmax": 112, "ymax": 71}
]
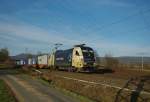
[{"xmin": 0, "ymin": 0, "xmax": 150, "ymax": 56}]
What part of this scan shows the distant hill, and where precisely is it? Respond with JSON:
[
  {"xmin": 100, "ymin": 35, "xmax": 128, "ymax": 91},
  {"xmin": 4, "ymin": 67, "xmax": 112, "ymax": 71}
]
[
  {"xmin": 11, "ymin": 53, "xmax": 37, "ymax": 60},
  {"xmin": 116, "ymin": 56, "xmax": 150, "ymax": 64},
  {"xmin": 98, "ymin": 56, "xmax": 150, "ymax": 64}
]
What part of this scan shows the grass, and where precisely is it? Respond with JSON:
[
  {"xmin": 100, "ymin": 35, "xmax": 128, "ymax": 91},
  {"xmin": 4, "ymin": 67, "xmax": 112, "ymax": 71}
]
[
  {"xmin": 29, "ymin": 70, "xmax": 117, "ymax": 102},
  {"xmin": 27, "ymin": 69, "xmax": 150, "ymax": 102},
  {"xmin": 0, "ymin": 79, "xmax": 16, "ymax": 102},
  {"xmin": 38, "ymin": 77, "xmax": 95, "ymax": 102},
  {"xmin": 0, "ymin": 64, "xmax": 9, "ymax": 69}
]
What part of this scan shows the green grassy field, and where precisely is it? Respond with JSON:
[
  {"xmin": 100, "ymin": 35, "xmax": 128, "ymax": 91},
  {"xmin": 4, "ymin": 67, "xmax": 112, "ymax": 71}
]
[{"xmin": 0, "ymin": 79, "xmax": 16, "ymax": 102}]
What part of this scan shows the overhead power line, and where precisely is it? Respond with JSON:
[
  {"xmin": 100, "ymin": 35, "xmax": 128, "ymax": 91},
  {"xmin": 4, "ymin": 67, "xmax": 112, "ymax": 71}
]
[{"xmin": 95, "ymin": 9, "xmax": 150, "ymax": 31}]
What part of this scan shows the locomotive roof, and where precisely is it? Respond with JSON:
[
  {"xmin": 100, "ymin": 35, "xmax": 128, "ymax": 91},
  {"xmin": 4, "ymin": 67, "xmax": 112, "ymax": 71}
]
[
  {"xmin": 80, "ymin": 46, "xmax": 93, "ymax": 50},
  {"xmin": 38, "ymin": 53, "xmax": 48, "ymax": 56},
  {"xmin": 56, "ymin": 46, "xmax": 93, "ymax": 52},
  {"xmin": 56, "ymin": 48, "xmax": 73, "ymax": 52}
]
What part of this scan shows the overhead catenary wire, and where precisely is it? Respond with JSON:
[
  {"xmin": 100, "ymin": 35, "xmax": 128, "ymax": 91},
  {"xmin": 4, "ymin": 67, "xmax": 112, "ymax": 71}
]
[
  {"xmin": 107, "ymin": 10, "xmax": 149, "ymax": 28},
  {"xmin": 87, "ymin": 8, "xmax": 150, "ymax": 34}
]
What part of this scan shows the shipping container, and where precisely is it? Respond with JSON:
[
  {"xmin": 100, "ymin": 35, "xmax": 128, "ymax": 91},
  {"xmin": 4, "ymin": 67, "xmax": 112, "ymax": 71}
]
[
  {"xmin": 16, "ymin": 59, "xmax": 27, "ymax": 65},
  {"xmin": 28, "ymin": 56, "xmax": 37, "ymax": 65},
  {"xmin": 48, "ymin": 53, "xmax": 55, "ymax": 67},
  {"xmin": 38, "ymin": 54, "xmax": 48, "ymax": 68},
  {"xmin": 28, "ymin": 58, "xmax": 32, "ymax": 65}
]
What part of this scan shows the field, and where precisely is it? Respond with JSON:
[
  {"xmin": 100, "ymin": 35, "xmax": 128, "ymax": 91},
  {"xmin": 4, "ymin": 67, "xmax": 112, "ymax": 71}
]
[
  {"xmin": 30, "ymin": 68, "xmax": 150, "ymax": 102},
  {"xmin": 0, "ymin": 65, "xmax": 150, "ymax": 102},
  {"xmin": 0, "ymin": 64, "xmax": 15, "ymax": 69},
  {"xmin": 0, "ymin": 79, "xmax": 16, "ymax": 102}
]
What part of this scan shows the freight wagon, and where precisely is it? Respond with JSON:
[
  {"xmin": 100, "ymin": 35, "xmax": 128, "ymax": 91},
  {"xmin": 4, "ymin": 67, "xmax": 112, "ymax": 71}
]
[
  {"xmin": 38, "ymin": 54, "xmax": 48, "ymax": 68},
  {"xmin": 12, "ymin": 44, "xmax": 96, "ymax": 71},
  {"xmin": 12, "ymin": 57, "xmax": 28, "ymax": 65},
  {"xmin": 16, "ymin": 59, "xmax": 27, "ymax": 65},
  {"xmin": 48, "ymin": 44, "xmax": 96, "ymax": 72},
  {"xmin": 28, "ymin": 56, "xmax": 37, "ymax": 67}
]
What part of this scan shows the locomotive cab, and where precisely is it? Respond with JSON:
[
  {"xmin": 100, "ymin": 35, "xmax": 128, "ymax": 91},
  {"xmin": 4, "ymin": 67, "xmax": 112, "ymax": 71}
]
[{"xmin": 72, "ymin": 46, "xmax": 95, "ymax": 71}]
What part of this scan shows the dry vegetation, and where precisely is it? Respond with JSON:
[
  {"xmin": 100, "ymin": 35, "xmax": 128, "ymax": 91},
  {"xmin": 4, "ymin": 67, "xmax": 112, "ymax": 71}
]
[
  {"xmin": 53, "ymin": 77, "xmax": 117, "ymax": 102},
  {"xmin": 28, "ymin": 68, "xmax": 150, "ymax": 102},
  {"xmin": 96, "ymin": 54, "xmax": 150, "ymax": 70}
]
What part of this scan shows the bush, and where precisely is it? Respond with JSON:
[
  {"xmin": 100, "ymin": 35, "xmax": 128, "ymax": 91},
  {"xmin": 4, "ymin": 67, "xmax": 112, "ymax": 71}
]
[
  {"xmin": 0, "ymin": 48, "xmax": 9, "ymax": 62},
  {"xmin": 104, "ymin": 54, "xmax": 119, "ymax": 69}
]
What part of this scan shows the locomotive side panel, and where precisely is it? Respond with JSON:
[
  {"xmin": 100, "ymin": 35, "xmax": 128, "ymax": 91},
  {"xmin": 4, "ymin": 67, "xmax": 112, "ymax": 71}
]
[{"xmin": 55, "ymin": 49, "xmax": 73, "ymax": 68}]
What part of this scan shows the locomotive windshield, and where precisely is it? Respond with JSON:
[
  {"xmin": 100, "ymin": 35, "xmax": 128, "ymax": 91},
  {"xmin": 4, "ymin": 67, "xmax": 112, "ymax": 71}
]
[{"xmin": 81, "ymin": 47, "xmax": 95, "ymax": 61}]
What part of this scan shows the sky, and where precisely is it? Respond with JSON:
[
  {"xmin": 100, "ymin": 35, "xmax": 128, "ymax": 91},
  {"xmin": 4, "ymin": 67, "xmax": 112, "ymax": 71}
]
[{"xmin": 0, "ymin": 0, "xmax": 150, "ymax": 57}]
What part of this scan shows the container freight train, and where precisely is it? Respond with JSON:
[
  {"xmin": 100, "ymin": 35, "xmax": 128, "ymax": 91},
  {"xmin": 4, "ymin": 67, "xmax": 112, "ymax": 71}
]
[
  {"xmin": 49, "ymin": 44, "xmax": 96, "ymax": 72},
  {"xmin": 27, "ymin": 54, "xmax": 48, "ymax": 68},
  {"xmin": 12, "ymin": 54, "xmax": 48, "ymax": 68},
  {"xmin": 13, "ymin": 45, "xmax": 96, "ymax": 71}
]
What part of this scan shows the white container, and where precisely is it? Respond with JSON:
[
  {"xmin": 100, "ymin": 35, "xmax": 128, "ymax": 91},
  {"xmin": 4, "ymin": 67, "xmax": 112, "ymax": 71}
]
[
  {"xmin": 20, "ymin": 60, "xmax": 24, "ymax": 65},
  {"xmin": 28, "ymin": 58, "xmax": 32, "ymax": 65},
  {"xmin": 38, "ymin": 54, "xmax": 48, "ymax": 65}
]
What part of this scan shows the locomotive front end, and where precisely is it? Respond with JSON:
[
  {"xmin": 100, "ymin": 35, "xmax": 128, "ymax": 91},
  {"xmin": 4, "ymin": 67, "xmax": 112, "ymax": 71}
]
[{"xmin": 81, "ymin": 47, "xmax": 95, "ymax": 68}]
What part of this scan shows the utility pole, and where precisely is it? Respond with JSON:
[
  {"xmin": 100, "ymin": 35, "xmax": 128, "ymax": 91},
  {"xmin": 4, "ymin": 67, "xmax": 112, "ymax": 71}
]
[
  {"xmin": 142, "ymin": 55, "xmax": 143, "ymax": 71},
  {"xmin": 49, "ymin": 43, "xmax": 63, "ymax": 69},
  {"xmin": 25, "ymin": 48, "xmax": 28, "ymax": 54},
  {"xmin": 54, "ymin": 43, "xmax": 63, "ymax": 50},
  {"xmin": 137, "ymin": 52, "xmax": 146, "ymax": 71}
]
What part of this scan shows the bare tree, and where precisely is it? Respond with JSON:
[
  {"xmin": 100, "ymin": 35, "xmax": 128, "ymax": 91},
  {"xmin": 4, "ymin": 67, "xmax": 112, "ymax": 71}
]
[
  {"xmin": 0, "ymin": 48, "xmax": 9, "ymax": 62},
  {"xmin": 104, "ymin": 54, "xmax": 119, "ymax": 69},
  {"xmin": 94, "ymin": 50, "xmax": 101, "ymax": 67}
]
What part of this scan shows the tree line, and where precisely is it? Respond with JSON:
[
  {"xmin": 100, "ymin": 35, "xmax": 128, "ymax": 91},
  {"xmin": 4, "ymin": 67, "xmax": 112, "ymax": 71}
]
[{"xmin": 0, "ymin": 48, "xmax": 9, "ymax": 62}]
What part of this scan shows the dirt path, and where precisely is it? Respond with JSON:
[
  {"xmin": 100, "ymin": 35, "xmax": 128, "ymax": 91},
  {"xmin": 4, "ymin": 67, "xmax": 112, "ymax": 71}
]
[{"xmin": 0, "ymin": 69, "xmax": 79, "ymax": 102}]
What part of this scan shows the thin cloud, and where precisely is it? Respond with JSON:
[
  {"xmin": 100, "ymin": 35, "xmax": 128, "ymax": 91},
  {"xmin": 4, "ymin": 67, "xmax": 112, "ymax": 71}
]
[
  {"xmin": 96, "ymin": 0, "xmax": 132, "ymax": 7},
  {"xmin": 0, "ymin": 21, "xmax": 80, "ymax": 45},
  {"xmin": 91, "ymin": 41, "xmax": 150, "ymax": 57},
  {"xmin": 0, "ymin": 20, "xmax": 81, "ymax": 55},
  {"xmin": 0, "ymin": 11, "xmax": 150, "ymax": 56},
  {"xmin": 66, "ymin": 0, "xmax": 132, "ymax": 8},
  {"xmin": 0, "ymin": 20, "xmax": 150, "ymax": 56}
]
